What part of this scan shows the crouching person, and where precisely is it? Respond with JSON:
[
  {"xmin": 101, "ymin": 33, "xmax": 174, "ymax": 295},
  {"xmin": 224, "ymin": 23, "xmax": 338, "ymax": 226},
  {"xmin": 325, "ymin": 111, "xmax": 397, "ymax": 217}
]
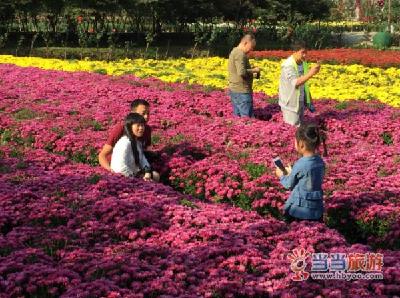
[
  {"xmin": 275, "ymin": 123, "xmax": 325, "ymax": 222},
  {"xmin": 111, "ymin": 113, "xmax": 159, "ymax": 182}
]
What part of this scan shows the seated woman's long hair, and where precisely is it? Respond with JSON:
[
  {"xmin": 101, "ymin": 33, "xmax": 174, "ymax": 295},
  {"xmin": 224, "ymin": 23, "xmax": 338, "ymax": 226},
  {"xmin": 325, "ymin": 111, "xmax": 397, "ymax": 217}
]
[{"xmin": 123, "ymin": 113, "xmax": 146, "ymax": 167}]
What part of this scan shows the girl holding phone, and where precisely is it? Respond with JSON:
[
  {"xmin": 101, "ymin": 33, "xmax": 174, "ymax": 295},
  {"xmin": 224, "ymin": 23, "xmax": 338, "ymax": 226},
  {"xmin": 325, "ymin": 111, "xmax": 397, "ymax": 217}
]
[{"xmin": 275, "ymin": 123, "xmax": 325, "ymax": 222}]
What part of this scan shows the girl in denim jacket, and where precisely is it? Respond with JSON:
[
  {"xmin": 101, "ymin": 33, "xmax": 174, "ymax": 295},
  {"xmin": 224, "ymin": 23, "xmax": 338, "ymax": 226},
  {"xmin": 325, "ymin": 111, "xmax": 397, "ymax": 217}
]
[{"xmin": 276, "ymin": 123, "xmax": 325, "ymax": 222}]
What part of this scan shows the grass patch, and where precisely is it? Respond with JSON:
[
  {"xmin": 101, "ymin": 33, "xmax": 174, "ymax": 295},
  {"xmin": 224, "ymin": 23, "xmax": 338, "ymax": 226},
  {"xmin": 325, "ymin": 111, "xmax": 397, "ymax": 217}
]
[
  {"xmin": 0, "ymin": 129, "xmax": 12, "ymax": 144},
  {"xmin": 335, "ymin": 101, "xmax": 349, "ymax": 110},
  {"xmin": 243, "ymin": 162, "xmax": 267, "ymax": 180},
  {"xmin": 256, "ymin": 204, "xmax": 284, "ymax": 220},
  {"xmin": 227, "ymin": 150, "xmax": 250, "ymax": 161},
  {"xmin": 170, "ymin": 133, "xmax": 186, "ymax": 144},
  {"xmin": 151, "ymin": 133, "xmax": 162, "ymax": 145},
  {"xmin": 171, "ymin": 172, "xmax": 205, "ymax": 200},
  {"xmin": 1, "ymin": 128, "xmax": 35, "ymax": 148},
  {"xmin": 69, "ymin": 147, "xmax": 99, "ymax": 166},
  {"xmin": 0, "ymin": 164, "xmax": 11, "ymax": 174},
  {"xmin": 326, "ymin": 205, "xmax": 398, "ymax": 249},
  {"xmin": 179, "ymin": 198, "xmax": 200, "ymax": 209},
  {"xmin": 68, "ymin": 110, "xmax": 79, "ymax": 115},
  {"xmin": 13, "ymin": 108, "xmax": 38, "ymax": 120},
  {"xmin": 381, "ymin": 131, "xmax": 393, "ymax": 145},
  {"xmin": 203, "ymin": 85, "xmax": 220, "ymax": 93},
  {"xmin": 93, "ymin": 68, "xmax": 108, "ymax": 75},
  {"xmin": 16, "ymin": 160, "xmax": 28, "ymax": 169},
  {"xmin": 267, "ymin": 98, "xmax": 279, "ymax": 104},
  {"xmin": 87, "ymin": 173, "xmax": 101, "ymax": 184}
]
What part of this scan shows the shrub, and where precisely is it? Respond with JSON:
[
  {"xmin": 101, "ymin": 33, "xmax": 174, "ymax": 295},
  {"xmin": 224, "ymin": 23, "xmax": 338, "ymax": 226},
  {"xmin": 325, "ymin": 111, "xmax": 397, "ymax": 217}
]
[{"xmin": 373, "ymin": 32, "xmax": 392, "ymax": 49}]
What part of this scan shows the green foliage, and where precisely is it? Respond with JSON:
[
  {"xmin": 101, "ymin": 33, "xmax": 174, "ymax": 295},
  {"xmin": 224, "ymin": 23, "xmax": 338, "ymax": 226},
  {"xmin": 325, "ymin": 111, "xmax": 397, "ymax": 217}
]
[
  {"xmin": 381, "ymin": 131, "xmax": 393, "ymax": 145},
  {"xmin": 356, "ymin": 217, "xmax": 394, "ymax": 239},
  {"xmin": 373, "ymin": 32, "xmax": 392, "ymax": 49},
  {"xmin": 70, "ymin": 147, "xmax": 98, "ymax": 166},
  {"xmin": 327, "ymin": 205, "xmax": 399, "ymax": 249},
  {"xmin": 51, "ymin": 126, "xmax": 65, "ymax": 137},
  {"xmin": 170, "ymin": 133, "xmax": 186, "ymax": 144},
  {"xmin": 0, "ymin": 32, "xmax": 9, "ymax": 48},
  {"xmin": 0, "ymin": 163, "xmax": 11, "ymax": 174},
  {"xmin": 227, "ymin": 150, "xmax": 250, "ymax": 161},
  {"xmin": 10, "ymin": 148, "xmax": 23, "ymax": 158},
  {"xmin": 256, "ymin": 204, "xmax": 284, "ymax": 220},
  {"xmin": 0, "ymin": 128, "xmax": 12, "ymax": 144},
  {"xmin": 87, "ymin": 173, "xmax": 101, "ymax": 184},
  {"xmin": 90, "ymin": 120, "xmax": 103, "ymax": 131},
  {"xmin": 1, "ymin": 128, "xmax": 34, "ymax": 149},
  {"xmin": 78, "ymin": 31, "xmax": 97, "ymax": 48},
  {"xmin": 16, "ymin": 159, "xmax": 28, "ymax": 169},
  {"xmin": 294, "ymin": 24, "xmax": 339, "ymax": 49},
  {"xmin": 12, "ymin": 108, "xmax": 38, "ymax": 120},
  {"xmin": 151, "ymin": 133, "xmax": 161, "ymax": 145},
  {"xmin": 326, "ymin": 206, "xmax": 363, "ymax": 244},
  {"xmin": 93, "ymin": 68, "xmax": 107, "ymax": 75},
  {"xmin": 243, "ymin": 162, "xmax": 267, "ymax": 180},
  {"xmin": 171, "ymin": 171, "xmax": 205, "ymax": 200},
  {"xmin": 231, "ymin": 192, "xmax": 253, "ymax": 210},
  {"xmin": 267, "ymin": 98, "xmax": 279, "ymax": 104},
  {"xmin": 76, "ymin": 118, "xmax": 104, "ymax": 131},
  {"xmin": 355, "ymin": 216, "xmax": 399, "ymax": 250},
  {"xmin": 43, "ymin": 238, "xmax": 67, "ymax": 257},
  {"xmin": 129, "ymin": 219, "xmax": 150, "ymax": 231},
  {"xmin": 335, "ymin": 101, "xmax": 348, "ymax": 110},
  {"xmin": 68, "ymin": 110, "xmax": 79, "ymax": 115},
  {"xmin": 179, "ymin": 198, "xmax": 200, "ymax": 209},
  {"xmin": 0, "ymin": 247, "xmax": 12, "ymax": 257}
]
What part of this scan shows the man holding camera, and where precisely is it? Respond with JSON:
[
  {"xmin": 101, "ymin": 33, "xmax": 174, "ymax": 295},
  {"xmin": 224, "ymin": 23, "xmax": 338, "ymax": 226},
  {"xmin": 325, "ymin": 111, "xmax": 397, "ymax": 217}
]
[
  {"xmin": 227, "ymin": 33, "xmax": 260, "ymax": 118},
  {"xmin": 279, "ymin": 42, "xmax": 320, "ymax": 126}
]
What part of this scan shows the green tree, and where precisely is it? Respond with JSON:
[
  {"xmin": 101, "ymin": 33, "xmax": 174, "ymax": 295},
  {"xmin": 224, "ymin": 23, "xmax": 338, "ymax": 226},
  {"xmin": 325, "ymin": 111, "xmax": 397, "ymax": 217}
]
[
  {"xmin": 41, "ymin": 0, "xmax": 67, "ymax": 32},
  {"xmin": 0, "ymin": 1, "xmax": 15, "ymax": 31}
]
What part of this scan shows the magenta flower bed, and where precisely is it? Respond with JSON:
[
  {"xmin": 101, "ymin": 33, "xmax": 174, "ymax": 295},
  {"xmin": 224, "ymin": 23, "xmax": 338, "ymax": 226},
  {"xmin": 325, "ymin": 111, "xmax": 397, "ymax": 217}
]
[{"xmin": 0, "ymin": 64, "xmax": 399, "ymax": 296}]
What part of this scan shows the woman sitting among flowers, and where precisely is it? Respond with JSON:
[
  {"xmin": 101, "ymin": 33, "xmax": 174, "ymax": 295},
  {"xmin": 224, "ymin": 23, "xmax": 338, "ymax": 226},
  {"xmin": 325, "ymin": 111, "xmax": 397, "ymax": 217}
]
[{"xmin": 111, "ymin": 113, "xmax": 159, "ymax": 182}]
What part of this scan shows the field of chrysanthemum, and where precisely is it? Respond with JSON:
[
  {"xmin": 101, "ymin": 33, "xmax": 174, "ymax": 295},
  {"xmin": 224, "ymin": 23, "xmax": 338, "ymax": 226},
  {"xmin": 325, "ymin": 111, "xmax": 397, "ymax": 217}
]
[{"xmin": 0, "ymin": 53, "xmax": 399, "ymax": 297}]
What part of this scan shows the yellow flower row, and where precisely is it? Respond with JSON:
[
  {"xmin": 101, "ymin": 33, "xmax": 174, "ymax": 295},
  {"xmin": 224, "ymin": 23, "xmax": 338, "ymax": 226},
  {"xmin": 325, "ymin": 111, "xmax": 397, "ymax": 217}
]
[{"xmin": 1, "ymin": 55, "xmax": 400, "ymax": 107}]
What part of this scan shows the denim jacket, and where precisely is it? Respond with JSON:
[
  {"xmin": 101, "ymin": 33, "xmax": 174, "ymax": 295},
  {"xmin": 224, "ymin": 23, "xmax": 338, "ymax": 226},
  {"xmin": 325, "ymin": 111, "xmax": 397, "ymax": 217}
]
[{"xmin": 280, "ymin": 155, "xmax": 325, "ymax": 220}]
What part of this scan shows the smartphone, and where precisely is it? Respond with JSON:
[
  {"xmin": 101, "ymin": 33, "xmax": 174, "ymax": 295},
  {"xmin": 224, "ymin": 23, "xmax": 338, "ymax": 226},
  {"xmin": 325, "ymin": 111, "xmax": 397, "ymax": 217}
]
[{"xmin": 273, "ymin": 157, "xmax": 287, "ymax": 174}]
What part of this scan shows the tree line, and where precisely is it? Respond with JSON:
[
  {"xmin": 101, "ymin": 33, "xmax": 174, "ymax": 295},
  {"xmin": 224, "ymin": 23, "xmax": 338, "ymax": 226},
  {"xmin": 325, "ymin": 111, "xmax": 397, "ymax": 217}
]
[{"xmin": 0, "ymin": 0, "xmax": 333, "ymax": 34}]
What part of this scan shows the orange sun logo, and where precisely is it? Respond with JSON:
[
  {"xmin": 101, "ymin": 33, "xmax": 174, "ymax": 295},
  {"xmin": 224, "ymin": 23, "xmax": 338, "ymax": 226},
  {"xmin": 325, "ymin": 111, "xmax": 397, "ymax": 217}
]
[{"xmin": 287, "ymin": 248, "xmax": 311, "ymax": 281}]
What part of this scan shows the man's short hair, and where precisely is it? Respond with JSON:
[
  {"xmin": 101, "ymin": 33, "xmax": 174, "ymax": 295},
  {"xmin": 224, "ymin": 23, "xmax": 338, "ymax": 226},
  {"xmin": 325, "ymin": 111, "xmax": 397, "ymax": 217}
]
[
  {"xmin": 292, "ymin": 41, "xmax": 307, "ymax": 51},
  {"xmin": 130, "ymin": 99, "xmax": 150, "ymax": 110},
  {"xmin": 241, "ymin": 33, "xmax": 256, "ymax": 43}
]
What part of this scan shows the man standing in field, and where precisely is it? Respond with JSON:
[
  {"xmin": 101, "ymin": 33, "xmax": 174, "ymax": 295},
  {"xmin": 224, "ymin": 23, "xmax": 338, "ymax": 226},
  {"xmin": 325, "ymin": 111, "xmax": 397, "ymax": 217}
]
[
  {"xmin": 279, "ymin": 42, "xmax": 320, "ymax": 126},
  {"xmin": 228, "ymin": 33, "xmax": 260, "ymax": 118}
]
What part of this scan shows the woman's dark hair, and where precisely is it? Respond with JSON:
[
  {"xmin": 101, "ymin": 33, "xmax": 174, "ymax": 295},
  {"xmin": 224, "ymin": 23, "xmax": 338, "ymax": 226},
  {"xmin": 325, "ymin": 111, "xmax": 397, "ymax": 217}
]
[
  {"xmin": 124, "ymin": 112, "xmax": 146, "ymax": 167},
  {"xmin": 295, "ymin": 123, "xmax": 324, "ymax": 152}
]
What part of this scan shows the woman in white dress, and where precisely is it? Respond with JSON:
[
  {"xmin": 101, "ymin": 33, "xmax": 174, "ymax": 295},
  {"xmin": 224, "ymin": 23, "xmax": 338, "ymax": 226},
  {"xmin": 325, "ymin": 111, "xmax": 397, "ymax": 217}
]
[{"xmin": 111, "ymin": 113, "xmax": 160, "ymax": 182}]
